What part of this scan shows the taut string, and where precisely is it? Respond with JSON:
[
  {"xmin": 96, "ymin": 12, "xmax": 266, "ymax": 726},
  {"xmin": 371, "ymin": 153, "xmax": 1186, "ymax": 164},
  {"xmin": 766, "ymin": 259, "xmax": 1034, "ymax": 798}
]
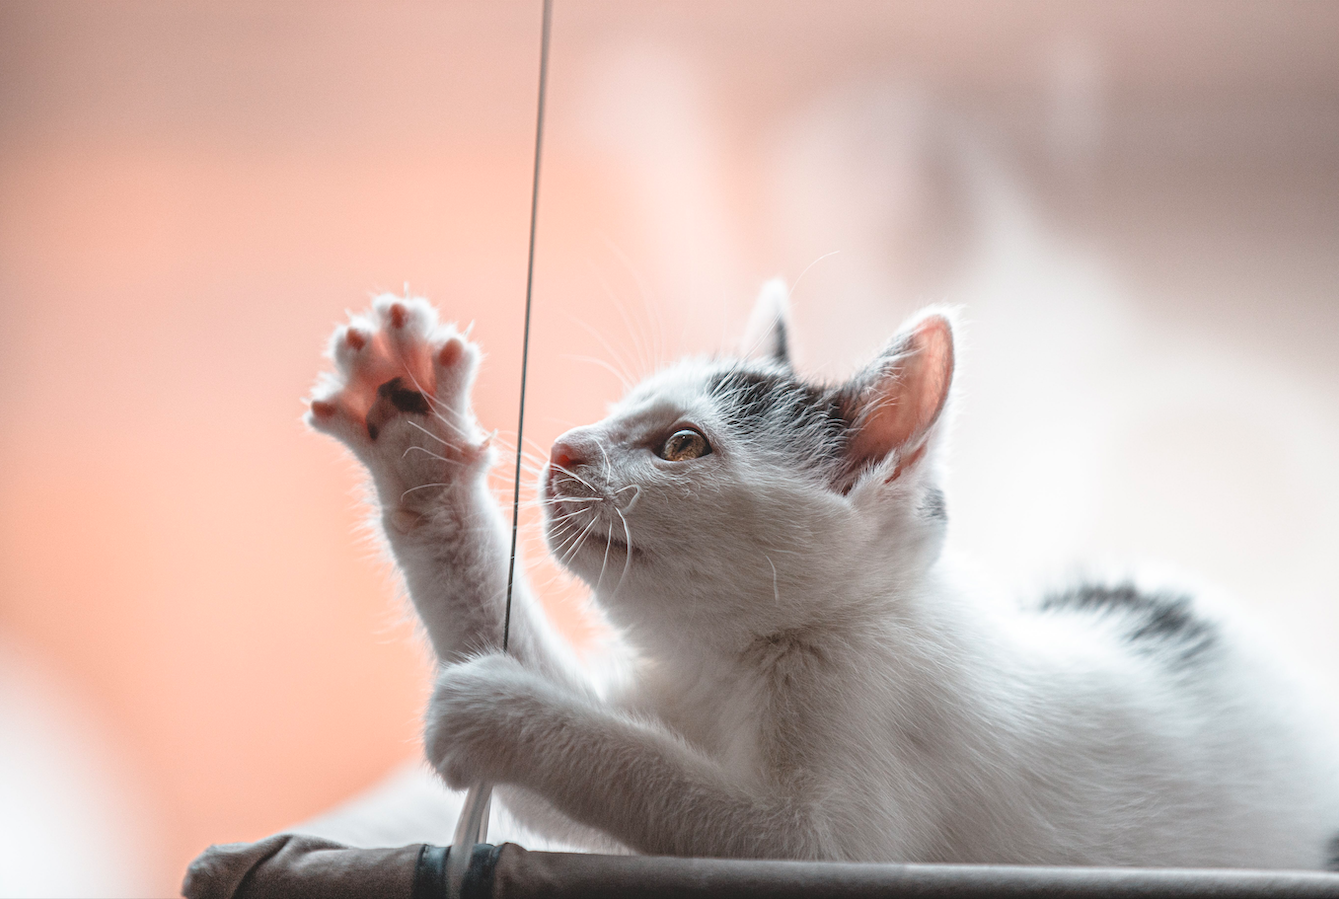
[
  {"xmin": 505, "ymin": 0, "xmax": 552, "ymax": 656},
  {"xmin": 446, "ymin": 1, "xmax": 552, "ymax": 895}
]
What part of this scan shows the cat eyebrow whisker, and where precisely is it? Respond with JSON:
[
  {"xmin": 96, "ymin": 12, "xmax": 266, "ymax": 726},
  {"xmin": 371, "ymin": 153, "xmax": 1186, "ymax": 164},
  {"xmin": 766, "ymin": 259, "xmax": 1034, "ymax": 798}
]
[
  {"xmin": 562, "ymin": 354, "xmax": 633, "ymax": 393},
  {"xmin": 601, "ymin": 236, "xmax": 663, "ymax": 376},
  {"xmin": 575, "ymin": 305, "xmax": 640, "ymax": 384}
]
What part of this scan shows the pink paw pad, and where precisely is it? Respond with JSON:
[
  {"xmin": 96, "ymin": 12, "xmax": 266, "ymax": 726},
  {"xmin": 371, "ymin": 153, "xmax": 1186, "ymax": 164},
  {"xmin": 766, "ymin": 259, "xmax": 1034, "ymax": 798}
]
[{"xmin": 307, "ymin": 296, "xmax": 475, "ymax": 447}]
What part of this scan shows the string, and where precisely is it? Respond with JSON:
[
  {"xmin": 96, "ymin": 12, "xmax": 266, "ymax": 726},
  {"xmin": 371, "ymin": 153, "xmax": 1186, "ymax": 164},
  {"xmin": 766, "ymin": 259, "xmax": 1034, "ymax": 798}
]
[
  {"xmin": 504, "ymin": 0, "xmax": 552, "ymax": 652},
  {"xmin": 445, "ymin": 7, "xmax": 553, "ymax": 894}
]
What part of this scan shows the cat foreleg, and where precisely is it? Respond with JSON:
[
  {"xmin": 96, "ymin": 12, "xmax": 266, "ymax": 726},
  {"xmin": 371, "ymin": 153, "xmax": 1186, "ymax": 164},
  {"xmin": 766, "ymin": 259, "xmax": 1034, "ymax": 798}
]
[
  {"xmin": 425, "ymin": 653, "xmax": 822, "ymax": 859},
  {"xmin": 307, "ymin": 297, "xmax": 579, "ymax": 687}
]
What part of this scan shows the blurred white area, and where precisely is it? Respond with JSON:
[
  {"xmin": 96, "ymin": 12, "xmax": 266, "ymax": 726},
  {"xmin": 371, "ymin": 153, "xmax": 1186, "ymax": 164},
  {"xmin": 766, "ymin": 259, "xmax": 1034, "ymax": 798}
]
[{"xmin": 0, "ymin": 641, "xmax": 164, "ymax": 898}]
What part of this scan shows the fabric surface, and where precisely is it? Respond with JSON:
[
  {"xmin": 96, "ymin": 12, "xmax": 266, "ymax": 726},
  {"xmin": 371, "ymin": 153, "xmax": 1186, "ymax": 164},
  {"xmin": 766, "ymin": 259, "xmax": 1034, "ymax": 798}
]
[
  {"xmin": 182, "ymin": 837, "xmax": 1339, "ymax": 899},
  {"xmin": 181, "ymin": 832, "xmax": 422, "ymax": 899}
]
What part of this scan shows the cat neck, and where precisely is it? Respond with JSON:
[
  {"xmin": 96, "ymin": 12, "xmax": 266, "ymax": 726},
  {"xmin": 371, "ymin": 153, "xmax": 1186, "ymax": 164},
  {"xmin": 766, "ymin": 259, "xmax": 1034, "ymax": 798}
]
[{"xmin": 629, "ymin": 560, "xmax": 996, "ymax": 728}]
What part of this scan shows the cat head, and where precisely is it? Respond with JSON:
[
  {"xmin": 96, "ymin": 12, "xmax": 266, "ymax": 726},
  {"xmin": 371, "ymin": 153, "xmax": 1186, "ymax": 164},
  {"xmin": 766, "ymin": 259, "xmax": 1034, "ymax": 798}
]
[{"xmin": 540, "ymin": 282, "xmax": 956, "ymax": 651}]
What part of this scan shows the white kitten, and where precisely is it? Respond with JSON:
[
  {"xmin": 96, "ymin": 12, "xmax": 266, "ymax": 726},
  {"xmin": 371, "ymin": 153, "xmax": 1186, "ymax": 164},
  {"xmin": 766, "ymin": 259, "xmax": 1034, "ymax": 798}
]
[{"xmin": 307, "ymin": 289, "xmax": 1339, "ymax": 868}]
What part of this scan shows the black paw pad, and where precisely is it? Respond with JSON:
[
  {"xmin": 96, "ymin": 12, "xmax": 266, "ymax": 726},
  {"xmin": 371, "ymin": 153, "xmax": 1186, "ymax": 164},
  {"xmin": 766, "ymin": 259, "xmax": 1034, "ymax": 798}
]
[
  {"xmin": 366, "ymin": 377, "xmax": 432, "ymax": 440},
  {"xmin": 378, "ymin": 377, "xmax": 432, "ymax": 415}
]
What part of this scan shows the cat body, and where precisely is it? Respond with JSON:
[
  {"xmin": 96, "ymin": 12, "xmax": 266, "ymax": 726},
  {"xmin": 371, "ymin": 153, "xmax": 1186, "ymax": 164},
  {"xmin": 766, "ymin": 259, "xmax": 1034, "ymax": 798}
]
[{"xmin": 307, "ymin": 289, "xmax": 1339, "ymax": 868}]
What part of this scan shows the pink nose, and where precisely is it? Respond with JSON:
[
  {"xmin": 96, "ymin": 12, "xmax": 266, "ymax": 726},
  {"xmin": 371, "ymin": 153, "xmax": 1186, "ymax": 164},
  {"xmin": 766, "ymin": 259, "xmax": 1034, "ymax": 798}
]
[{"xmin": 550, "ymin": 439, "xmax": 585, "ymax": 473}]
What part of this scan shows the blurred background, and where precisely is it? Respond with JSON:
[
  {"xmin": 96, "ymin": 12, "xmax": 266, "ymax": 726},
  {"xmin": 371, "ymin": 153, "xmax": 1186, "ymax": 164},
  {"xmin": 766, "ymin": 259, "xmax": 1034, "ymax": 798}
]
[{"xmin": 2, "ymin": 1, "xmax": 1338, "ymax": 894}]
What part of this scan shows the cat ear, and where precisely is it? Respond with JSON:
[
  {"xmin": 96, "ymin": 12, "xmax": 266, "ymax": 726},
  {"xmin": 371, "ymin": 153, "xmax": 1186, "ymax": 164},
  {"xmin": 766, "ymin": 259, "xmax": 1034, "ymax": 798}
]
[
  {"xmin": 837, "ymin": 311, "xmax": 955, "ymax": 487},
  {"xmin": 740, "ymin": 277, "xmax": 791, "ymax": 367}
]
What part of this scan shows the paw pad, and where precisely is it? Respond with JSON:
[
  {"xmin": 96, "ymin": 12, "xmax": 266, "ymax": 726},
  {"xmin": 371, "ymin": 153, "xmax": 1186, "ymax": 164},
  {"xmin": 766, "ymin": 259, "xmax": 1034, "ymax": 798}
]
[{"xmin": 306, "ymin": 295, "xmax": 484, "ymax": 463}]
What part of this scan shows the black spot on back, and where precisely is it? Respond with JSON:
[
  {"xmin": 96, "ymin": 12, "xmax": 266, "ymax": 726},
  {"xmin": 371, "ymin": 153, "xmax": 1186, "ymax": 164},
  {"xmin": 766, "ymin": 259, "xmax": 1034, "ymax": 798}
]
[
  {"xmin": 919, "ymin": 487, "xmax": 947, "ymax": 522},
  {"xmin": 1327, "ymin": 833, "xmax": 1339, "ymax": 871},
  {"xmin": 1038, "ymin": 582, "xmax": 1216, "ymax": 664},
  {"xmin": 378, "ymin": 376, "xmax": 432, "ymax": 415}
]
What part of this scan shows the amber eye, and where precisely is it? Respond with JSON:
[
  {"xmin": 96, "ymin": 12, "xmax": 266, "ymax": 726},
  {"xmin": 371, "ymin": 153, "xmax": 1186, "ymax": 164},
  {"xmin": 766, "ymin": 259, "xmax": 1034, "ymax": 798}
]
[{"xmin": 657, "ymin": 428, "xmax": 711, "ymax": 461}]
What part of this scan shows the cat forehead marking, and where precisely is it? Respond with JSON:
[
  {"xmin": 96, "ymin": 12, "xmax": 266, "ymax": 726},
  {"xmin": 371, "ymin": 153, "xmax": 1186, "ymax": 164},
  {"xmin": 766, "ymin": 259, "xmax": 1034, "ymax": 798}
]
[
  {"xmin": 613, "ymin": 361, "xmax": 726, "ymax": 421},
  {"xmin": 608, "ymin": 360, "xmax": 849, "ymax": 471}
]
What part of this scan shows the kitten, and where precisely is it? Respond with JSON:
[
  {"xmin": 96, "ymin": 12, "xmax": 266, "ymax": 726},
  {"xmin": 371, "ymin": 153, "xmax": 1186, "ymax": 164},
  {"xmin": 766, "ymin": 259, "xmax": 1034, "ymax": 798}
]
[{"xmin": 307, "ymin": 287, "xmax": 1339, "ymax": 868}]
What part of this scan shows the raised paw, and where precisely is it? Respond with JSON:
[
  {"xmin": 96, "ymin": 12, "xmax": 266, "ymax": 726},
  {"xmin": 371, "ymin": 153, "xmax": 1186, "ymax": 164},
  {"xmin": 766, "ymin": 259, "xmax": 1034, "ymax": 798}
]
[{"xmin": 306, "ymin": 294, "xmax": 491, "ymax": 523}]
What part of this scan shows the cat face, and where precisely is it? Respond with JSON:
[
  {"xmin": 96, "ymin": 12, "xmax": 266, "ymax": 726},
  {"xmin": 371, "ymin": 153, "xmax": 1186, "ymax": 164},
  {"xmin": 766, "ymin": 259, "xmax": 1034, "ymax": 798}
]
[{"xmin": 540, "ymin": 290, "xmax": 955, "ymax": 647}]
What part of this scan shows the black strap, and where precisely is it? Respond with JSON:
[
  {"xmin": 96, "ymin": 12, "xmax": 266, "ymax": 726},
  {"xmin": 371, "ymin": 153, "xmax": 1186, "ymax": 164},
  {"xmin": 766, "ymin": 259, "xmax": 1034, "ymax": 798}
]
[{"xmin": 415, "ymin": 844, "xmax": 502, "ymax": 899}]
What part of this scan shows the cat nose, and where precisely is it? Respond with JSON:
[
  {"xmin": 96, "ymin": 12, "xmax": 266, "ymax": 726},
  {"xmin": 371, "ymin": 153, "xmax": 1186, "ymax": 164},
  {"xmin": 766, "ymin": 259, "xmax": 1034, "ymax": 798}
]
[{"xmin": 550, "ymin": 434, "xmax": 589, "ymax": 473}]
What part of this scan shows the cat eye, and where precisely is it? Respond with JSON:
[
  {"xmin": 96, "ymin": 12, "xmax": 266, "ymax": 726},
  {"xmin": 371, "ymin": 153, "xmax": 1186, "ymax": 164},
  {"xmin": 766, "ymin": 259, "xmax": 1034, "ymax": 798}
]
[{"xmin": 657, "ymin": 428, "xmax": 711, "ymax": 462}]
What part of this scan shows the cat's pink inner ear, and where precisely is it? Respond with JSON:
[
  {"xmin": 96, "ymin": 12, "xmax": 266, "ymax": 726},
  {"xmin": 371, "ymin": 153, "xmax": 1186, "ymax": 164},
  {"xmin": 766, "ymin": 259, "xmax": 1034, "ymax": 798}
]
[{"xmin": 846, "ymin": 315, "xmax": 954, "ymax": 475}]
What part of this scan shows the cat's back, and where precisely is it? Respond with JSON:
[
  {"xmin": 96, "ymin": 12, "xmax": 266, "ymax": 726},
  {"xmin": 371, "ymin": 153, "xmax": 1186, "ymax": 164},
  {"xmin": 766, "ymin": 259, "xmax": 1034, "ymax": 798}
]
[{"xmin": 1003, "ymin": 578, "xmax": 1339, "ymax": 869}]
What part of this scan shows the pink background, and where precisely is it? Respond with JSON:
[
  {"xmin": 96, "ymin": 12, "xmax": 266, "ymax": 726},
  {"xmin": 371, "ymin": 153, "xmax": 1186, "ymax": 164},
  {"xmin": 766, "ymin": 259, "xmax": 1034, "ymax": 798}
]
[{"xmin": 2, "ymin": 3, "xmax": 1337, "ymax": 894}]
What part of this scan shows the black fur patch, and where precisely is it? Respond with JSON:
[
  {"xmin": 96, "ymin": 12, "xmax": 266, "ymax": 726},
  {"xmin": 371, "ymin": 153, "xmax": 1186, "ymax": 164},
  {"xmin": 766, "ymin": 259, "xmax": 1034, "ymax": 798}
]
[
  {"xmin": 1326, "ymin": 833, "xmax": 1339, "ymax": 871},
  {"xmin": 771, "ymin": 318, "xmax": 790, "ymax": 365},
  {"xmin": 378, "ymin": 377, "xmax": 431, "ymax": 415},
  {"xmin": 1038, "ymin": 582, "xmax": 1215, "ymax": 664},
  {"xmin": 707, "ymin": 366, "xmax": 849, "ymax": 469},
  {"xmin": 920, "ymin": 487, "xmax": 947, "ymax": 522}
]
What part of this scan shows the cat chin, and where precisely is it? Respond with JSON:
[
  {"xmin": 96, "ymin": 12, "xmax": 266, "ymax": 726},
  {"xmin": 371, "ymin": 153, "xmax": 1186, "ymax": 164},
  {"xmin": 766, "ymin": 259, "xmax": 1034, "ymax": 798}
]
[{"xmin": 549, "ymin": 527, "xmax": 639, "ymax": 582}]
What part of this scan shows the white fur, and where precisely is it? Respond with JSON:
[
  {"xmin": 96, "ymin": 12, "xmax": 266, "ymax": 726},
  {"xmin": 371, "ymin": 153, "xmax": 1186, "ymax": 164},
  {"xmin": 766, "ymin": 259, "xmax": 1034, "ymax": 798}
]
[{"xmin": 308, "ymin": 291, "xmax": 1339, "ymax": 867}]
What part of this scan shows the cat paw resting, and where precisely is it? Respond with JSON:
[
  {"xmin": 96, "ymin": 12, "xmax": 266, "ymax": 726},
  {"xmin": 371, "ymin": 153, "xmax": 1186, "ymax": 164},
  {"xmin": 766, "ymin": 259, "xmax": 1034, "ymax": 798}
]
[{"xmin": 308, "ymin": 287, "xmax": 1339, "ymax": 867}]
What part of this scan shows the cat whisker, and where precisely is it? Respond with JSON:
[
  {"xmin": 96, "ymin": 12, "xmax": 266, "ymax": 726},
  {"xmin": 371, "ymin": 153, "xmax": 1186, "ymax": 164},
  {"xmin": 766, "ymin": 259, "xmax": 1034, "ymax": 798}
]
[
  {"xmin": 559, "ymin": 517, "xmax": 600, "ymax": 566},
  {"xmin": 406, "ymin": 419, "xmax": 453, "ymax": 447},
  {"xmin": 398, "ymin": 372, "xmax": 474, "ymax": 441},
  {"xmin": 547, "ymin": 509, "xmax": 595, "ymax": 525},
  {"xmin": 593, "ymin": 520, "xmax": 615, "ymax": 594},
  {"xmin": 562, "ymin": 354, "xmax": 633, "ymax": 393},
  {"xmin": 573, "ymin": 314, "xmax": 640, "ymax": 387},
  {"xmin": 402, "ymin": 445, "xmax": 463, "ymax": 466},
  {"xmin": 613, "ymin": 483, "xmax": 641, "ymax": 513},
  {"xmin": 551, "ymin": 515, "xmax": 595, "ymax": 559},
  {"xmin": 567, "ymin": 517, "xmax": 600, "ymax": 563},
  {"xmin": 610, "ymin": 508, "xmax": 635, "ymax": 601},
  {"xmin": 399, "ymin": 482, "xmax": 450, "ymax": 501},
  {"xmin": 494, "ymin": 441, "xmax": 549, "ymax": 468},
  {"xmin": 765, "ymin": 555, "xmax": 780, "ymax": 609},
  {"xmin": 600, "ymin": 237, "xmax": 661, "ymax": 376},
  {"xmin": 551, "ymin": 464, "xmax": 597, "ymax": 492}
]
